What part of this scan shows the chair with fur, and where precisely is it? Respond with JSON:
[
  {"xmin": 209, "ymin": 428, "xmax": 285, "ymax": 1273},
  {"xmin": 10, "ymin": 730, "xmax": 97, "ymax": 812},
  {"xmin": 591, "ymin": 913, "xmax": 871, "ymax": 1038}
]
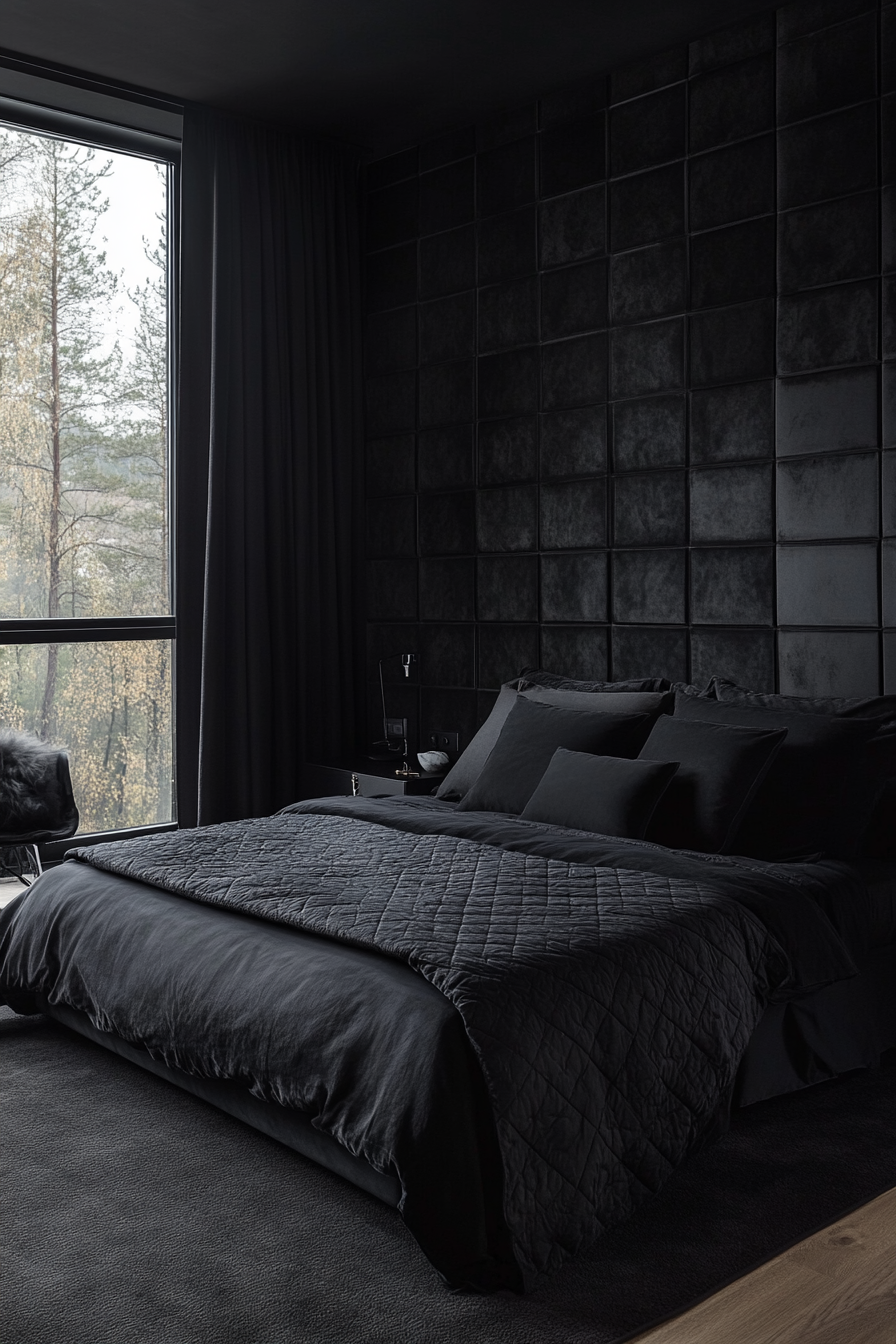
[{"xmin": 0, "ymin": 729, "xmax": 80, "ymax": 885}]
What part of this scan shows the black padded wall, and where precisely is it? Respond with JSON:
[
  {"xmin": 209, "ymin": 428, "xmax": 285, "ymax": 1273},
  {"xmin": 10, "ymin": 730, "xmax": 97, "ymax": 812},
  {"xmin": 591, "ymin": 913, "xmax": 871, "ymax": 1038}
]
[{"xmin": 362, "ymin": 0, "xmax": 895, "ymax": 750}]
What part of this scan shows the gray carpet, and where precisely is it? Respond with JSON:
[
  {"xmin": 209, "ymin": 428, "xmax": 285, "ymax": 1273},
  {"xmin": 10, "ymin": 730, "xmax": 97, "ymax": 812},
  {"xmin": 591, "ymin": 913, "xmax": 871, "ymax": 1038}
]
[{"xmin": 3, "ymin": 1006, "xmax": 895, "ymax": 1344}]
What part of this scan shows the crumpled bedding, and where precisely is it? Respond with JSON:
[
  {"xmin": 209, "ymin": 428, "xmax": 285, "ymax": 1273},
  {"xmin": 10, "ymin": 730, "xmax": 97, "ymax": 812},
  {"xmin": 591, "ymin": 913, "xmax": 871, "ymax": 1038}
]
[{"xmin": 0, "ymin": 796, "xmax": 864, "ymax": 1288}]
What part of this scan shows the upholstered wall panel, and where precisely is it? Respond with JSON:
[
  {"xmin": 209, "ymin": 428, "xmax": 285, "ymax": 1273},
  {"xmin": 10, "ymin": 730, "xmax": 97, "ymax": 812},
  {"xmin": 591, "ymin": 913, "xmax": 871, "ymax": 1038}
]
[{"xmin": 361, "ymin": 0, "xmax": 892, "ymax": 748}]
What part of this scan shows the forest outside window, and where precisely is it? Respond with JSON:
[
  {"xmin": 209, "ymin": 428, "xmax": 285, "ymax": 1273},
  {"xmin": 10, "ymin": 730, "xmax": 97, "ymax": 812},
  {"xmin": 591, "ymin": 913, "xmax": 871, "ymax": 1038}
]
[{"xmin": 0, "ymin": 113, "xmax": 175, "ymax": 835}]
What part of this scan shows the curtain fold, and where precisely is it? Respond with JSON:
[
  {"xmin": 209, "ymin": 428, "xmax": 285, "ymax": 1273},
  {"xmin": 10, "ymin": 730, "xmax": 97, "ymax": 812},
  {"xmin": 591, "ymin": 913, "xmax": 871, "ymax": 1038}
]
[{"xmin": 176, "ymin": 107, "xmax": 364, "ymax": 826}]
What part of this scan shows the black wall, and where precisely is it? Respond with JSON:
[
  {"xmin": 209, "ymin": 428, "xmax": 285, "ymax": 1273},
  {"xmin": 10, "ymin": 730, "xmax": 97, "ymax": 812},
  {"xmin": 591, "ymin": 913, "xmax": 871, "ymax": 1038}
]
[{"xmin": 362, "ymin": 0, "xmax": 895, "ymax": 751}]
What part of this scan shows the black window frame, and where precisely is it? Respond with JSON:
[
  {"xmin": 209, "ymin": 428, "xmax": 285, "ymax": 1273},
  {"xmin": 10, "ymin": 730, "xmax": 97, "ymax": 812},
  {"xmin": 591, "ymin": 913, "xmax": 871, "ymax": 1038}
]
[{"xmin": 0, "ymin": 83, "xmax": 182, "ymax": 860}]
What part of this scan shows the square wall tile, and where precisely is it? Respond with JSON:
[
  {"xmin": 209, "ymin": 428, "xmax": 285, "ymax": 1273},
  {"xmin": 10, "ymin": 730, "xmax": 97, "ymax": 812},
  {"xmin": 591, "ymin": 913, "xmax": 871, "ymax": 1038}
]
[
  {"xmin": 609, "ymin": 164, "xmax": 685, "ymax": 251},
  {"xmin": 777, "ymin": 281, "xmax": 878, "ymax": 374},
  {"xmin": 885, "ymin": 93, "xmax": 896, "ymax": 186},
  {"xmin": 419, "ymin": 360, "xmax": 475, "ymax": 427},
  {"xmin": 540, "ymin": 626, "xmax": 609, "ymax": 681},
  {"xmin": 690, "ymin": 381, "xmax": 775, "ymax": 463},
  {"xmin": 886, "ymin": 276, "xmax": 896, "ymax": 360},
  {"xmin": 690, "ymin": 464, "xmax": 774, "ymax": 543},
  {"xmin": 777, "ymin": 543, "xmax": 879, "ymax": 625},
  {"xmin": 690, "ymin": 547, "xmax": 774, "ymax": 624},
  {"xmin": 776, "ymin": 367, "xmax": 879, "ymax": 456},
  {"xmin": 540, "ymin": 406, "xmax": 608, "ymax": 477},
  {"xmin": 421, "ymin": 288, "xmax": 475, "ymax": 362},
  {"xmin": 476, "ymin": 485, "xmax": 539, "ymax": 552},
  {"xmin": 609, "ymin": 240, "xmax": 687, "ymax": 325},
  {"xmin": 478, "ymin": 207, "xmax": 537, "ymax": 284},
  {"xmin": 689, "ymin": 54, "xmax": 775, "ymax": 152},
  {"xmin": 419, "ymin": 226, "xmax": 476, "ymax": 299},
  {"xmin": 419, "ymin": 291, "xmax": 476, "ymax": 364},
  {"xmin": 610, "ymin": 318, "xmax": 684, "ymax": 399},
  {"xmin": 612, "ymin": 549, "xmax": 686, "ymax": 623},
  {"xmin": 365, "ymin": 242, "xmax": 417, "ymax": 313},
  {"xmin": 689, "ymin": 136, "xmax": 776, "ymax": 232},
  {"xmin": 478, "ymin": 417, "xmax": 538, "ymax": 485},
  {"xmin": 420, "ymin": 127, "xmax": 475, "ymax": 172},
  {"xmin": 611, "ymin": 627, "xmax": 688, "ymax": 683},
  {"xmin": 541, "ymin": 260, "xmax": 608, "ymax": 341},
  {"xmin": 885, "ymin": 187, "xmax": 896, "ymax": 274},
  {"xmin": 366, "ymin": 147, "xmax": 418, "ymax": 191},
  {"xmin": 479, "ymin": 624, "xmax": 540, "ymax": 688},
  {"xmin": 477, "ymin": 138, "xmax": 537, "ymax": 217},
  {"xmin": 887, "ymin": 365, "xmax": 896, "ymax": 450},
  {"xmin": 419, "ymin": 623, "xmax": 476, "ymax": 687},
  {"xmin": 885, "ymin": 450, "xmax": 896, "ymax": 534},
  {"xmin": 779, "ymin": 630, "xmax": 880, "ymax": 697},
  {"xmin": 612, "ymin": 46, "xmax": 687, "ymax": 101},
  {"xmin": 778, "ymin": 194, "xmax": 878, "ymax": 294},
  {"xmin": 367, "ymin": 622, "xmax": 421, "ymax": 682},
  {"xmin": 419, "ymin": 558, "xmax": 475, "ymax": 621},
  {"xmin": 418, "ymin": 491, "xmax": 476, "ymax": 555},
  {"xmin": 418, "ymin": 159, "xmax": 475, "ymax": 235},
  {"xmin": 777, "ymin": 0, "xmax": 872, "ymax": 45},
  {"xmin": 884, "ymin": 538, "xmax": 896, "ymax": 625},
  {"xmin": 420, "ymin": 687, "xmax": 479, "ymax": 749},
  {"xmin": 543, "ymin": 332, "xmax": 608, "ymax": 409},
  {"xmin": 477, "ymin": 555, "xmax": 539, "ymax": 621},
  {"xmin": 365, "ymin": 306, "xmax": 417, "ymax": 374},
  {"xmin": 418, "ymin": 425, "xmax": 475, "ymax": 491},
  {"xmin": 366, "ymin": 496, "xmax": 416, "ymax": 558},
  {"xmin": 690, "ymin": 218, "xmax": 776, "ymax": 310},
  {"xmin": 366, "ymin": 179, "xmax": 418, "ymax": 250},
  {"xmin": 690, "ymin": 628, "xmax": 775, "ymax": 691},
  {"xmin": 477, "ymin": 105, "xmax": 537, "ymax": 151},
  {"xmin": 777, "ymin": 103, "xmax": 878, "ymax": 210},
  {"xmin": 478, "ymin": 347, "xmax": 540, "ymax": 418},
  {"xmin": 690, "ymin": 299, "xmax": 775, "ymax": 387},
  {"xmin": 610, "ymin": 85, "xmax": 686, "ymax": 177},
  {"xmin": 539, "ymin": 113, "xmax": 606, "ymax": 197},
  {"xmin": 613, "ymin": 395, "xmax": 686, "ymax": 470},
  {"xmin": 478, "ymin": 277, "xmax": 539, "ymax": 352},
  {"xmin": 777, "ymin": 15, "xmax": 878, "ymax": 126},
  {"xmin": 613, "ymin": 471, "xmax": 686, "ymax": 546},
  {"xmin": 689, "ymin": 12, "xmax": 774, "ymax": 75},
  {"xmin": 367, "ymin": 559, "xmax": 418, "ymax": 620},
  {"xmin": 366, "ymin": 434, "xmax": 416, "ymax": 497},
  {"xmin": 541, "ymin": 479, "xmax": 607, "ymax": 549},
  {"xmin": 541, "ymin": 552, "xmax": 608, "ymax": 622},
  {"xmin": 366, "ymin": 371, "xmax": 416, "ymax": 436},
  {"xmin": 776, "ymin": 452, "xmax": 879, "ymax": 539},
  {"xmin": 539, "ymin": 75, "xmax": 607, "ymax": 130},
  {"xmin": 539, "ymin": 185, "xmax": 606, "ymax": 268},
  {"xmin": 885, "ymin": 632, "xmax": 896, "ymax": 693}
]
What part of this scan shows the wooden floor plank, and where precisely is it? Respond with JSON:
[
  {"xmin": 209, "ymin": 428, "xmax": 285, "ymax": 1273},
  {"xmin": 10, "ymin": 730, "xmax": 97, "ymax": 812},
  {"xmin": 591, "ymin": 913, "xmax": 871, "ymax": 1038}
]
[{"xmin": 631, "ymin": 1186, "xmax": 896, "ymax": 1344}]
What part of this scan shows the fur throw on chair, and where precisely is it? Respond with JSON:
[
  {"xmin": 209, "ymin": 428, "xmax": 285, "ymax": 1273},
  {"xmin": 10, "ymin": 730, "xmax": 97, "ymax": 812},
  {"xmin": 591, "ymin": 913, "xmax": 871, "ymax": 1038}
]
[{"xmin": 0, "ymin": 728, "xmax": 78, "ymax": 838}]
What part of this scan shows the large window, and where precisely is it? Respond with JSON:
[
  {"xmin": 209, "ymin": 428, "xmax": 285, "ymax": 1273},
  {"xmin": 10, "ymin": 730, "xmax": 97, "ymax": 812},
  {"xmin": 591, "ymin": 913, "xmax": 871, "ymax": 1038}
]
[{"xmin": 0, "ymin": 113, "xmax": 176, "ymax": 835}]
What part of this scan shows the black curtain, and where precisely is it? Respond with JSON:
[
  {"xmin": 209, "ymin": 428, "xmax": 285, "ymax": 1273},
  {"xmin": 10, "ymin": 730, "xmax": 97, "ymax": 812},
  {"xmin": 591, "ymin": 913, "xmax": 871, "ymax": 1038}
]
[{"xmin": 176, "ymin": 106, "xmax": 364, "ymax": 827}]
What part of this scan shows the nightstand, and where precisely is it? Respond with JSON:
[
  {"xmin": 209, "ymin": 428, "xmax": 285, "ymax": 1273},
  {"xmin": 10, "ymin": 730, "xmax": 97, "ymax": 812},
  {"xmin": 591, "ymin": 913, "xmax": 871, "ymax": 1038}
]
[{"xmin": 300, "ymin": 758, "xmax": 446, "ymax": 800}]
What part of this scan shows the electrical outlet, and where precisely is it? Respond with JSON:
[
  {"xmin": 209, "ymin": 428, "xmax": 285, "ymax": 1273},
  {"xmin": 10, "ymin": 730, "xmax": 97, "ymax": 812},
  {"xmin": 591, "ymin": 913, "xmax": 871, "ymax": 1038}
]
[{"xmin": 427, "ymin": 730, "xmax": 459, "ymax": 753}]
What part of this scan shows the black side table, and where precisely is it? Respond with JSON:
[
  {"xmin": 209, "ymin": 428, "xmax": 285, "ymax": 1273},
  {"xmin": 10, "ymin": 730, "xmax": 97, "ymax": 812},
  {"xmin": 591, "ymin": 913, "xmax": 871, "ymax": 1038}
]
[{"xmin": 300, "ymin": 758, "xmax": 446, "ymax": 800}]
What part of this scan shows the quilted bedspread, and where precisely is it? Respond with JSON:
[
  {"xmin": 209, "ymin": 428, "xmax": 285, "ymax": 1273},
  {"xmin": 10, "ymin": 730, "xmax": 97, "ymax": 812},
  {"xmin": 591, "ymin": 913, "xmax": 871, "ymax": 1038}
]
[{"xmin": 55, "ymin": 800, "xmax": 836, "ymax": 1286}]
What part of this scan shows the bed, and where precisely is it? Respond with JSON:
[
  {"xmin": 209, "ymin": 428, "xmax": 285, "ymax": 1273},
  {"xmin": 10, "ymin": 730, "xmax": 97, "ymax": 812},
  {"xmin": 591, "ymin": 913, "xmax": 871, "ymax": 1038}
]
[{"xmin": 1, "ymin": 673, "xmax": 895, "ymax": 1292}]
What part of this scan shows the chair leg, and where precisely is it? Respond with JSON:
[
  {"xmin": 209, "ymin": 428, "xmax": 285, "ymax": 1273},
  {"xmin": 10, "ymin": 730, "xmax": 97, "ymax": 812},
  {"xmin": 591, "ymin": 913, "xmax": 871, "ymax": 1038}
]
[{"xmin": 21, "ymin": 845, "xmax": 43, "ymax": 886}]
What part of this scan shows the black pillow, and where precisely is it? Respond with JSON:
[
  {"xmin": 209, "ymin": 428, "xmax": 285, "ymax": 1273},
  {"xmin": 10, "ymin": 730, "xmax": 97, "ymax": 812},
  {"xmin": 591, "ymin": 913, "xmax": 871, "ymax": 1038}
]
[
  {"xmin": 519, "ymin": 667, "xmax": 671, "ymax": 693},
  {"xmin": 457, "ymin": 697, "xmax": 651, "ymax": 816},
  {"xmin": 709, "ymin": 677, "xmax": 896, "ymax": 859},
  {"xmin": 674, "ymin": 692, "xmax": 880, "ymax": 859},
  {"xmin": 521, "ymin": 749, "xmax": 679, "ymax": 839},
  {"xmin": 639, "ymin": 715, "xmax": 787, "ymax": 854}
]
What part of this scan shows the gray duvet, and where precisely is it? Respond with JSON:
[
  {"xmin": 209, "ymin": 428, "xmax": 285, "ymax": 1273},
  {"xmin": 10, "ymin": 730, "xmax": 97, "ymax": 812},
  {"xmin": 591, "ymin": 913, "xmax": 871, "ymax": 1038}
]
[{"xmin": 0, "ymin": 796, "xmax": 862, "ymax": 1289}]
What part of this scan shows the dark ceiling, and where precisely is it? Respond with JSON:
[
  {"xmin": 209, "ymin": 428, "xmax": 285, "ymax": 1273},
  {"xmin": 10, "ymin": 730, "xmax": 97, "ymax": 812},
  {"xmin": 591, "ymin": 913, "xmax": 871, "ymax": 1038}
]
[{"xmin": 1, "ymin": 0, "xmax": 776, "ymax": 153}]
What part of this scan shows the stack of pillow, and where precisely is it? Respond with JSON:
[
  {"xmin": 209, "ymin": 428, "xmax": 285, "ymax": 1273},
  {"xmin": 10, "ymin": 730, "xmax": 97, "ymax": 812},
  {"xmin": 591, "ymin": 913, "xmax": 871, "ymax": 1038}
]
[{"xmin": 435, "ymin": 668, "xmax": 896, "ymax": 860}]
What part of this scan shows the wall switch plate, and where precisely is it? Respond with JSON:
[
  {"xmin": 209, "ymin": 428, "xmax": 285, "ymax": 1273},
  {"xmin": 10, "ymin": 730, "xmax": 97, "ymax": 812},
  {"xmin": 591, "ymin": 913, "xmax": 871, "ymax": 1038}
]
[{"xmin": 427, "ymin": 730, "xmax": 459, "ymax": 753}]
